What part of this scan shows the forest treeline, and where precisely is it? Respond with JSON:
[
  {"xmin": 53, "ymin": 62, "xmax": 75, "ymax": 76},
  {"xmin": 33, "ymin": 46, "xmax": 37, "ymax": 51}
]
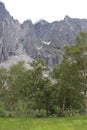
[{"xmin": 0, "ymin": 32, "xmax": 87, "ymax": 117}]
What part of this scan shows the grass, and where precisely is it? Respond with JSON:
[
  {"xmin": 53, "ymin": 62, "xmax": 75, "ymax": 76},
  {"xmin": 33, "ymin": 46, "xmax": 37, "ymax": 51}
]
[{"xmin": 0, "ymin": 116, "xmax": 87, "ymax": 130}]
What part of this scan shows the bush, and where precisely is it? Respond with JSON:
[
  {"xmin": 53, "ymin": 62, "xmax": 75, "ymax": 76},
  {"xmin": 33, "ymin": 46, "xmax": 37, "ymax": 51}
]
[{"xmin": 0, "ymin": 108, "xmax": 9, "ymax": 117}]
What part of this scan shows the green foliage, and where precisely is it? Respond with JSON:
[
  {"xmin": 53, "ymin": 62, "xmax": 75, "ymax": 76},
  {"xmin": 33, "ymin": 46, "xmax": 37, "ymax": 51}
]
[
  {"xmin": 52, "ymin": 31, "xmax": 87, "ymax": 115},
  {"xmin": 0, "ymin": 32, "xmax": 87, "ymax": 117},
  {"xmin": 0, "ymin": 67, "xmax": 7, "ymax": 89},
  {"xmin": 24, "ymin": 59, "xmax": 53, "ymax": 117}
]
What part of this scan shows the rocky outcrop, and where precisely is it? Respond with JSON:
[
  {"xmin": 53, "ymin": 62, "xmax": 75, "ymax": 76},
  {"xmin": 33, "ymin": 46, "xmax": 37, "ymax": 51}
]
[
  {"xmin": 0, "ymin": 2, "xmax": 21, "ymax": 62},
  {"xmin": 0, "ymin": 2, "xmax": 87, "ymax": 66}
]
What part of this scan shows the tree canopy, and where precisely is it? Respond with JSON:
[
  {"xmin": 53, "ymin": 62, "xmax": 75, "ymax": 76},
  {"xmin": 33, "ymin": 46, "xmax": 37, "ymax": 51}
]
[{"xmin": 0, "ymin": 32, "xmax": 87, "ymax": 117}]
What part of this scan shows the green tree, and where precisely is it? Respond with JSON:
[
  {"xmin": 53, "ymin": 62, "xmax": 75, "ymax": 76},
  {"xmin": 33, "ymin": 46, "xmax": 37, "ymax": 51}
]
[
  {"xmin": 43, "ymin": 77, "xmax": 58, "ymax": 116},
  {"xmin": 0, "ymin": 67, "xmax": 8, "ymax": 116},
  {"xmin": 64, "ymin": 32, "xmax": 87, "ymax": 94},
  {"xmin": 7, "ymin": 61, "xmax": 27, "ymax": 116},
  {"xmin": 28, "ymin": 59, "xmax": 48, "ymax": 116},
  {"xmin": 0, "ymin": 67, "xmax": 7, "ymax": 89},
  {"xmin": 52, "ymin": 32, "xmax": 87, "ymax": 115}
]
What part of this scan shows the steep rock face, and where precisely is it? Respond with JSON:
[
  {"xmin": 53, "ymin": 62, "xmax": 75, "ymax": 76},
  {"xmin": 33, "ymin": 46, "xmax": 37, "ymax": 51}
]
[
  {"xmin": 1, "ymin": 2, "xmax": 87, "ymax": 66},
  {"xmin": 20, "ymin": 20, "xmax": 39, "ymax": 56},
  {"xmin": 0, "ymin": 2, "xmax": 21, "ymax": 62},
  {"xmin": 32, "ymin": 17, "xmax": 87, "ymax": 65}
]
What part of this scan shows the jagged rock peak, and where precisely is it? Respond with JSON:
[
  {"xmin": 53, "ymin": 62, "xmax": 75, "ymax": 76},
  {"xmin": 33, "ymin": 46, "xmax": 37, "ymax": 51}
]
[
  {"xmin": 1, "ymin": 2, "xmax": 87, "ymax": 67},
  {"xmin": 64, "ymin": 15, "xmax": 72, "ymax": 23},
  {"xmin": 0, "ymin": 1, "xmax": 5, "ymax": 10},
  {"xmin": 35, "ymin": 19, "xmax": 49, "ymax": 25},
  {"xmin": 23, "ymin": 20, "xmax": 33, "ymax": 25}
]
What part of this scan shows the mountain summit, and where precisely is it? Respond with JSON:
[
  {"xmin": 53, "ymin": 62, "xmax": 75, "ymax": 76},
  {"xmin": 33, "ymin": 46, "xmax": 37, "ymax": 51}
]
[{"xmin": 0, "ymin": 2, "xmax": 87, "ymax": 66}]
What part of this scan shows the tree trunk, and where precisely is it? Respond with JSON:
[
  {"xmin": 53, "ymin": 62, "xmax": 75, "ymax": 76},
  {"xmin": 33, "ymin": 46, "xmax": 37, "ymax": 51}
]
[
  {"xmin": 85, "ymin": 93, "xmax": 87, "ymax": 115},
  {"xmin": 37, "ymin": 100, "xmax": 41, "ymax": 117},
  {"xmin": 62, "ymin": 97, "xmax": 65, "ymax": 111},
  {"xmin": 46, "ymin": 99, "xmax": 49, "ymax": 117},
  {"xmin": 9, "ymin": 99, "xmax": 14, "ymax": 117}
]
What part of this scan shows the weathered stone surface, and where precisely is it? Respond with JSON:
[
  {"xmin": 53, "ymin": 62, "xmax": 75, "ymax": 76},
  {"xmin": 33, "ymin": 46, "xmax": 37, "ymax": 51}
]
[{"xmin": 0, "ymin": 2, "xmax": 87, "ymax": 66}]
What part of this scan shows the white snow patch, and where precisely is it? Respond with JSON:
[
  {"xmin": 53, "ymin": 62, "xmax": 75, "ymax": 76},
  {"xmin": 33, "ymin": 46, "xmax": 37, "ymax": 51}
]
[
  {"xmin": 36, "ymin": 46, "xmax": 43, "ymax": 50},
  {"xmin": 42, "ymin": 41, "xmax": 51, "ymax": 45}
]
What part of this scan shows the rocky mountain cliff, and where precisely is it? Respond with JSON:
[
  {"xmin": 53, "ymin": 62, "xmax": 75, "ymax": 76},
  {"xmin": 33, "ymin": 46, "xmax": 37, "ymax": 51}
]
[{"xmin": 0, "ymin": 2, "xmax": 87, "ymax": 67}]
